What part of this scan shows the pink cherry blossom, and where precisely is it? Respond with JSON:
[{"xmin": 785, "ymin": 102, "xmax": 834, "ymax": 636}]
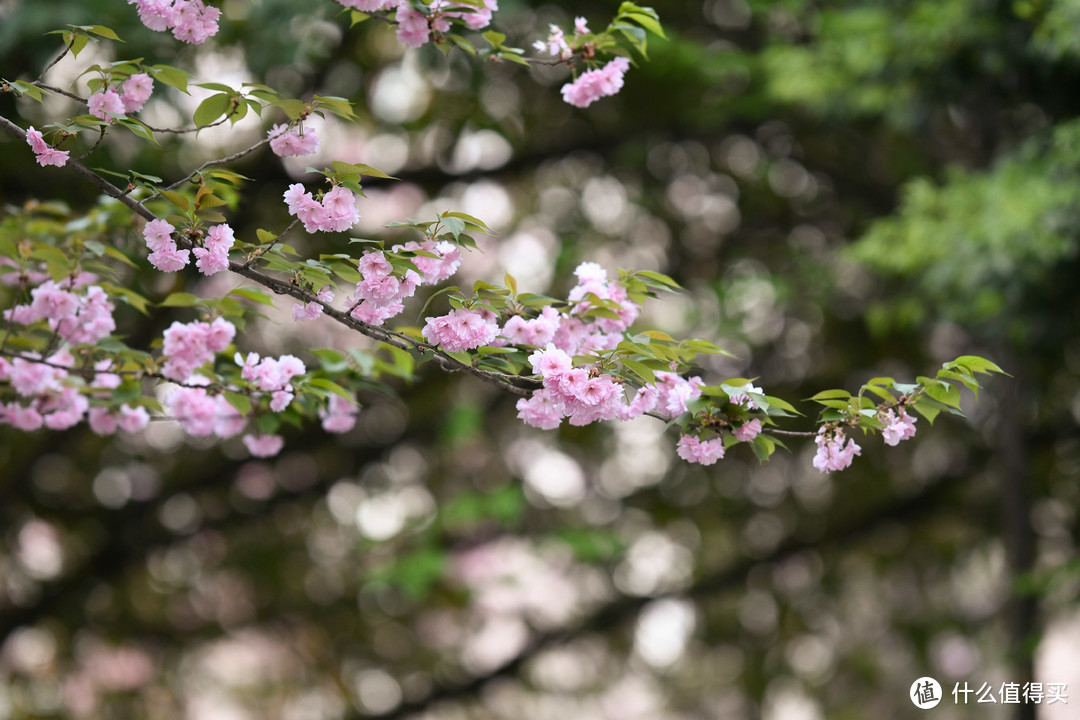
[
  {"xmin": 89, "ymin": 88, "xmax": 125, "ymax": 121},
  {"xmin": 350, "ymin": 299, "xmax": 403, "ymax": 326},
  {"xmin": 120, "ymin": 73, "xmax": 154, "ymax": 113},
  {"xmin": 560, "ymin": 57, "xmax": 631, "ymax": 108},
  {"xmin": 516, "ymin": 389, "xmax": 563, "ymax": 430},
  {"xmin": 880, "ymin": 407, "xmax": 917, "ymax": 446},
  {"xmin": 243, "ymin": 433, "xmax": 284, "ymax": 458},
  {"xmin": 148, "ymin": 247, "xmax": 190, "ymax": 272},
  {"xmin": 676, "ymin": 434, "xmax": 726, "ymax": 465},
  {"xmin": 812, "ymin": 427, "xmax": 862, "ymax": 473},
  {"xmin": 503, "ymin": 306, "xmax": 561, "ymax": 347},
  {"xmin": 534, "ymin": 24, "xmax": 572, "ymax": 60},
  {"xmin": 268, "ymin": 123, "xmax": 320, "ymax": 157},
  {"xmin": 143, "ymin": 219, "xmax": 175, "ymax": 252},
  {"xmin": 319, "ymin": 394, "xmax": 358, "ymax": 433},
  {"xmin": 117, "ymin": 404, "xmax": 151, "ymax": 433},
  {"xmin": 422, "ymin": 308, "xmax": 500, "ymax": 352},
  {"xmin": 734, "ymin": 419, "xmax": 762, "ymax": 442},
  {"xmin": 396, "ymin": 5, "xmax": 430, "ymax": 47},
  {"xmin": 333, "ymin": 0, "xmax": 398, "ymax": 10}
]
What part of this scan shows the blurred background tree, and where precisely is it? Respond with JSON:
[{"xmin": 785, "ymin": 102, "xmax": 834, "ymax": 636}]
[{"xmin": 1, "ymin": 0, "xmax": 1078, "ymax": 718}]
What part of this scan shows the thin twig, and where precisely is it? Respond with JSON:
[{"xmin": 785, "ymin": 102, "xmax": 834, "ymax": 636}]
[{"xmin": 76, "ymin": 126, "xmax": 107, "ymax": 161}]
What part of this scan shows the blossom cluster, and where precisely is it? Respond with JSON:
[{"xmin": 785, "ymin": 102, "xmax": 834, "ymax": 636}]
[
  {"xmin": 331, "ymin": 0, "xmax": 497, "ymax": 48},
  {"xmin": 161, "ymin": 318, "xmax": 236, "ymax": 382},
  {"xmin": 143, "ymin": 219, "xmax": 235, "ymax": 274},
  {"xmin": 127, "ymin": 0, "xmax": 221, "ymax": 44},
  {"xmin": 319, "ymin": 394, "xmax": 358, "ymax": 433},
  {"xmin": 283, "ymin": 184, "xmax": 360, "ymax": 234},
  {"xmin": 24, "ymin": 127, "xmax": 69, "ymax": 168},
  {"xmin": 88, "ymin": 74, "xmax": 155, "ymax": 123},
  {"xmin": 235, "ymin": 352, "xmax": 306, "ymax": 413},
  {"xmin": 4, "ymin": 277, "xmax": 116, "ymax": 346},
  {"xmin": 0, "ymin": 350, "xmax": 149, "ymax": 435},
  {"xmin": 517, "ymin": 344, "xmax": 660, "ymax": 429},
  {"xmin": 143, "ymin": 219, "xmax": 189, "ymax": 272},
  {"xmin": 880, "ymin": 406, "xmax": 917, "ymax": 446},
  {"xmin": 676, "ymin": 434, "xmax": 725, "ymax": 465},
  {"xmin": 268, "ymin": 124, "xmax": 319, "ymax": 158},
  {"xmin": 561, "ymin": 57, "xmax": 631, "ymax": 109},
  {"xmin": 155, "ymin": 317, "xmax": 347, "ymax": 457},
  {"xmin": 422, "ymin": 308, "xmax": 500, "ymax": 352},
  {"xmin": 192, "ymin": 224, "xmax": 235, "ymax": 276},
  {"xmin": 293, "ymin": 286, "xmax": 335, "ymax": 322},
  {"xmin": 812, "ymin": 427, "xmax": 862, "ymax": 473},
  {"xmin": 346, "ymin": 241, "xmax": 460, "ymax": 327}
]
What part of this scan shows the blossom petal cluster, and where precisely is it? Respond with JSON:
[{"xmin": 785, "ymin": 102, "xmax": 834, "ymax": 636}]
[
  {"xmin": 143, "ymin": 219, "xmax": 191, "ymax": 272},
  {"xmin": 127, "ymin": 0, "xmax": 221, "ymax": 44},
  {"xmin": 676, "ymin": 434, "xmax": 725, "ymax": 465},
  {"xmin": 319, "ymin": 394, "xmax": 358, "ymax": 434},
  {"xmin": 880, "ymin": 406, "xmax": 917, "ymax": 446},
  {"xmin": 561, "ymin": 57, "xmax": 631, "ymax": 108},
  {"xmin": 25, "ymin": 126, "xmax": 69, "ymax": 168},
  {"xmin": 121, "ymin": 74, "xmax": 155, "ymax": 113},
  {"xmin": 293, "ymin": 286, "xmax": 334, "ymax": 322},
  {"xmin": 4, "ymin": 278, "xmax": 116, "ymax": 346},
  {"xmin": 235, "ymin": 352, "xmax": 306, "ymax": 412},
  {"xmin": 284, "ymin": 184, "xmax": 359, "ymax": 234},
  {"xmin": 268, "ymin": 124, "xmax": 319, "ymax": 157},
  {"xmin": 422, "ymin": 308, "xmax": 500, "ymax": 352},
  {"xmin": 88, "ymin": 74, "xmax": 154, "ymax": 122},
  {"xmin": 0, "ymin": 350, "xmax": 148, "ymax": 434},
  {"xmin": 347, "ymin": 243, "xmax": 460, "ymax": 327},
  {"xmin": 162, "ymin": 318, "xmax": 236, "ymax": 382},
  {"xmin": 328, "ymin": 0, "xmax": 498, "ymax": 46},
  {"xmin": 517, "ymin": 344, "xmax": 661, "ymax": 429},
  {"xmin": 192, "ymin": 223, "xmax": 235, "ymax": 276},
  {"xmin": 165, "ymin": 381, "xmax": 246, "ymax": 438},
  {"xmin": 812, "ymin": 427, "xmax": 862, "ymax": 473}
]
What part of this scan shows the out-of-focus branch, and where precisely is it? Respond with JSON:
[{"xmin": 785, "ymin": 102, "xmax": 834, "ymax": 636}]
[{"xmin": 364, "ymin": 476, "xmax": 963, "ymax": 720}]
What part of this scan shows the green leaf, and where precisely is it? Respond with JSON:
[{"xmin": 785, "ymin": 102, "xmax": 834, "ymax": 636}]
[
  {"xmin": 11, "ymin": 81, "xmax": 45, "ymax": 103},
  {"xmin": 810, "ymin": 389, "xmax": 852, "ymax": 402},
  {"xmin": 99, "ymin": 282, "xmax": 150, "ymax": 315},
  {"xmin": 764, "ymin": 395, "xmax": 802, "ymax": 416},
  {"xmin": 193, "ymin": 93, "xmax": 230, "ymax": 127},
  {"xmin": 948, "ymin": 355, "xmax": 1008, "ymax": 376},
  {"xmin": 196, "ymin": 82, "xmax": 235, "ymax": 93},
  {"xmin": 635, "ymin": 269, "xmax": 682, "ymax": 289},
  {"xmin": 442, "ymin": 211, "xmax": 489, "ymax": 231},
  {"xmin": 307, "ymin": 377, "xmax": 354, "ymax": 401},
  {"xmin": 150, "ymin": 64, "xmax": 192, "ymax": 93},
  {"xmin": 225, "ymin": 391, "xmax": 252, "ymax": 416},
  {"xmin": 911, "ymin": 401, "xmax": 941, "ymax": 424},
  {"xmin": 620, "ymin": 358, "xmax": 656, "ymax": 383},
  {"xmin": 624, "ymin": 12, "xmax": 666, "ymax": 38},
  {"xmin": 159, "ymin": 292, "xmax": 200, "ymax": 307},
  {"xmin": 443, "ymin": 349, "xmax": 473, "ymax": 366},
  {"xmin": 103, "ymin": 245, "xmax": 138, "ymax": 268},
  {"xmin": 117, "ymin": 117, "xmax": 156, "ymax": 143},
  {"xmin": 228, "ymin": 287, "xmax": 275, "ymax": 307},
  {"xmin": 160, "ymin": 190, "xmax": 190, "ymax": 213},
  {"xmin": 923, "ymin": 380, "xmax": 962, "ymax": 409},
  {"xmin": 83, "ymin": 24, "xmax": 123, "ymax": 41},
  {"xmin": 482, "ymin": 30, "xmax": 507, "ymax": 47}
]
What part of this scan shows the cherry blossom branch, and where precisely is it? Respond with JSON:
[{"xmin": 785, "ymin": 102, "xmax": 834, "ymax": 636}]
[
  {"xmin": 766, "ymin": 428, "xmax": 818, "ymax": 438},
  {"xmin": 162, "ymin": 128, "xmax": 286, "ymax": 194},
  {"xmin": 76, "ymin": 126, "xmax": 107, "ymax": 161},
  {"xmin": 3, "ymin": 112, "xmax": 538, "ymax": 398},
  {"xmin": 38, "ymin": 36, "xmax": 75, "ymax": 80}
]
